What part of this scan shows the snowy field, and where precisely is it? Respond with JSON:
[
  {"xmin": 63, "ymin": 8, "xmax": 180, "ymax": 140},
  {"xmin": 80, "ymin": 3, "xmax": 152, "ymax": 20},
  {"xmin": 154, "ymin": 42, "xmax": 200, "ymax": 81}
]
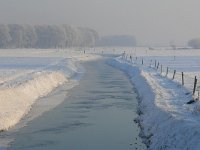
[{"xmin": 107, "ymin": 47, "xmax": 200, "ymax": 150}]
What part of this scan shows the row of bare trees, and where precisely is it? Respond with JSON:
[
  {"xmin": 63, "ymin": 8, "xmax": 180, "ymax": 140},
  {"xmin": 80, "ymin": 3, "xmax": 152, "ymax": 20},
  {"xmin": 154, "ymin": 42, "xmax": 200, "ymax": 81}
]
[{"xmin": 0, "ymin": 24, "xmax": 99, "ymax": 48}]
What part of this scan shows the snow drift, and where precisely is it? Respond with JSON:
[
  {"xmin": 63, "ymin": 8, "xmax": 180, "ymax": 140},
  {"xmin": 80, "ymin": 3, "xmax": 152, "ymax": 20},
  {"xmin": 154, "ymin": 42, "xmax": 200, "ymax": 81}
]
[{"xmin": 0, "ymin": 72, "xmax": 67, "ymax": 131}]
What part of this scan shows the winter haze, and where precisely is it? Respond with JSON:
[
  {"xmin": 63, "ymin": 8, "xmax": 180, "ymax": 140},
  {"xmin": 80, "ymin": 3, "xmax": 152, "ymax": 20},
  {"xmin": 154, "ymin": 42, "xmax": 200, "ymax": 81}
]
[{"xmin": 0, "ymin": 0, "xmax": 200, "ymax": 46}]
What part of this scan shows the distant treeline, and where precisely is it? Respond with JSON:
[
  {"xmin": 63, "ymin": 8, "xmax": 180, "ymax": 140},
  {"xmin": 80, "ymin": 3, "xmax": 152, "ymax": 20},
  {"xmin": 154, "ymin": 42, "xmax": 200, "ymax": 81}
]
[
  {"xmin": 188, "ymin": 38, "xmax": 200, "ymax": 49},
  {"xmin": 97, "ymin": 35, "xmax": 137, "ymax": 47},
  {"xmin": 0, "ymin": 24, "xmax": 99, "ymax": 48}
]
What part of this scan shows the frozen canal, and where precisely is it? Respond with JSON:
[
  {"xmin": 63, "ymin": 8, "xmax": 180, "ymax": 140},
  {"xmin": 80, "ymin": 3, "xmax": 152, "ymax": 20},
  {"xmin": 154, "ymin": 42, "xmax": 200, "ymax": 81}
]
[{"xmin": 9, "ymin": 58, "xmax": 146, "ymax": 150}]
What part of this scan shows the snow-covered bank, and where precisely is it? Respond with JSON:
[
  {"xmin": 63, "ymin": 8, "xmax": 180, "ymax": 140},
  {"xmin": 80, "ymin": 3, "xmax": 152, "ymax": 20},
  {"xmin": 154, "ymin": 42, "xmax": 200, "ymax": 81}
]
[
  {"xmin": 0, "ymin": 49, "xmax": 102, "ymax": 132},
  {"xmin": 0, "ymin": 72, "xmax": 67, "ymax": 131},
  {"xmin": 109, "ymin": 56, "xmax": 200, "ymax": 150}
]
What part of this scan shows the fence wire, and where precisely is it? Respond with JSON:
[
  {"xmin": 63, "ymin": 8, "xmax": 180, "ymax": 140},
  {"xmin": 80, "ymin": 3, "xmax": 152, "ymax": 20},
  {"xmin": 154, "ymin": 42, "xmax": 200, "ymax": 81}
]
[{"xmin": 122, "ymin": 54, "xmax": 200, "ymax": 99}]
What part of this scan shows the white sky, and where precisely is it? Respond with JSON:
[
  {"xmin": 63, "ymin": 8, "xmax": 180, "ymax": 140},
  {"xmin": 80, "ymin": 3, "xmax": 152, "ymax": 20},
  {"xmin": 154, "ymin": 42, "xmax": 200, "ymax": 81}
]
[{"xmin": 0, "ymin": 0, "xmax": 200, "ymax": 46}]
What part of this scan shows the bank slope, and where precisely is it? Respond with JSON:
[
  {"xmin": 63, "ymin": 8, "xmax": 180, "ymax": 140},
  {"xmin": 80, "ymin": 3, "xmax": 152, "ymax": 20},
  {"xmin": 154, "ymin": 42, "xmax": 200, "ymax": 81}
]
[{"xmin": 109, "ymin": 56, "xmax": 200, "ymax": 150}]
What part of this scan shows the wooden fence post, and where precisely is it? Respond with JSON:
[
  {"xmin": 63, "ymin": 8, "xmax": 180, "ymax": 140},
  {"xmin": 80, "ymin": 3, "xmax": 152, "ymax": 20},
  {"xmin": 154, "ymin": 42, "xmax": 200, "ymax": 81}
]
[
  {"xmin": 172, "ymin": 70, "xmax": 176, "ymax": 80},
  {"xmin": 157, "ymin": 62, "xmax": 159, "ymax": 70},
  {"xmin": 166, "ymin": 67, "xmax": 169, "ymax": 77},
  {"xmin": 182, "ymin": 72, "xmax": 184, "ymax": 85},
  {"xmin": 142, "ymin": 59, "xmax": 143, "ymax": 65},
  {"xmin": 150, "ymin": 60, "xmax": 152, "ymax": 67},
  {"xmin": 193, "ymin": 76, "xmax": 197, "ymax": 95}
]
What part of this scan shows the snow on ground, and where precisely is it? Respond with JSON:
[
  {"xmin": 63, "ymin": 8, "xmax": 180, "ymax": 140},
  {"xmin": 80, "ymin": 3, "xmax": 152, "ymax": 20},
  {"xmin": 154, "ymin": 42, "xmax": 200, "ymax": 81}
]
[
  {"xmin": 2, "ymin": 47, "xmax": 200, "ymax": 149},
  {"xmin": 0, "ymin": 72, "xmax": 67, "ymax": 130},
  {"xmin": 107, "ymin": 47, "xmax": 200, "ymax": 150},
  {"xmin": 0, "ymin": 48, "xmax": 101, "ymax": 131}
]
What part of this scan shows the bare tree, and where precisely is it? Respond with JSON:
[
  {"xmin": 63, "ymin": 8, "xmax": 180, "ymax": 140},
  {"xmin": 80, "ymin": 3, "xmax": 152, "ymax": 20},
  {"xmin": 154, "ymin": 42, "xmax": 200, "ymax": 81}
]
[{"xmin": 0, "ymin": 24, "xmax": 11, "ymax": 48}]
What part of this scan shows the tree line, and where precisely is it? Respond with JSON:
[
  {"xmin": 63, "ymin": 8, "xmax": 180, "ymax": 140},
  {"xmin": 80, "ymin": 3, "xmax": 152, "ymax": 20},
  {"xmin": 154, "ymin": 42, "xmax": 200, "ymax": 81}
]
[
  {"xmin": 188, "ymin": 38, "xmax": 200, "ymax": 49},
  {"xmin": 97, "ymin": 35, "xmax": 137, "ymax": 47},
  {"xmin": 0, "ymin": 24, "xmax": 99, "ymax": 48}
]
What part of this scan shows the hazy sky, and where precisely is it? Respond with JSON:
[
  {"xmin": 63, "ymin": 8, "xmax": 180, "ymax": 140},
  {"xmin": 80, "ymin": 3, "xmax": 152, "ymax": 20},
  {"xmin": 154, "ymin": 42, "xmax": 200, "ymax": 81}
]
[{"xmin": 0, "ymin": 0, "xmax": 200, "ymax": 46}]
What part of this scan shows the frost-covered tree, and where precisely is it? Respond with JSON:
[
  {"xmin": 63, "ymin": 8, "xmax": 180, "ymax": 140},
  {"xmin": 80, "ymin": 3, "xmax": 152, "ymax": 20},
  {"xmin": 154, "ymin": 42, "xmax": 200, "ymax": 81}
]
[
  {"xmin": 81, "ymin": 28, "xmax": 99, "ymax": 47},
  {"xmin": 35, "ymin": 25, "xmax": 56, "ymax": 48},
  {"xmin": 35, "ymin": 25, "xmax": 47, "ymax": 48},
  {"xmin": 62, "ymin": 25, "xmax": 73, "ymax": 47},
  {"xmin": 8, "ymin": 24, "xmax": 24, "ymax": 48},
  {"xmin": 8, "ymin": 24, "xmax": 37, "ymax": 48},
  {"xmin": 22, "ymin": 25, "xmax": 37, "ymax": 48},
  {"xmin": 36, "ymin": 25, "xmax": 66, "ymax": 48},
  {"xmin": 62, "ymin": 25, "xmax": 98, "ymax": 47},
  {"xmin": 0, "ymin": 24, "xmax": 99, "ymax": 48},
  {"xmin": 48, "ymin": 25, "xmax": 66, "ymax": 48},
  {"xmin": 0, "ymin": 24, "xmax": 11, "ymax": 48}
]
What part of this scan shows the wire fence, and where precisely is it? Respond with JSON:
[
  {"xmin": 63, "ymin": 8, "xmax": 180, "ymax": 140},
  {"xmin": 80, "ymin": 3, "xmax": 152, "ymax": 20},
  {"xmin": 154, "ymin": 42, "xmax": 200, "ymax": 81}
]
[{"xmin": 122, "ymin": 53, "xmax": 200, "ymax": 100}]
